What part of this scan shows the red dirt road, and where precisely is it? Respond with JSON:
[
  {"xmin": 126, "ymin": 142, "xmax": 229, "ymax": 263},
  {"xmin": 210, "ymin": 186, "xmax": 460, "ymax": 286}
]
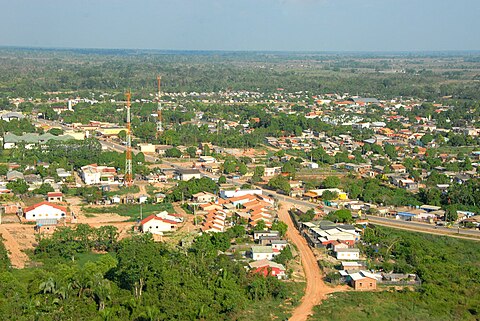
[
  {"xmin": 278, "ymin": 202, "xmax": 347, "ymax": 321},
  {"xmin": 0, "ymin": 224, "xmax": 30, "ymax": 268}
]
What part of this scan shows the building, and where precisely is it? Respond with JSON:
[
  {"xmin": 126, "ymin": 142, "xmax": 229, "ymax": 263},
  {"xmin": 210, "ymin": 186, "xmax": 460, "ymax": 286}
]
[
  {"xmin": 349, "ymin": 270, "xmax": 380, "ymax": 291},
  {"xmin": 220, "ymin": 189, "xmax": 262, "ymax": 199},
  {"xmin": 192, "ymin": 191, "xmax": 217, "ymax": 204},
  {"xmin": 335, "ymin": 248, "xmax": 360, "ymax": 260},
  {"xmin": 138, "ymin": 143, "xmax": 156, "ymax": 154},
  {"xmin": 174, "ymin": 169, "xmax": 202, "ymax": 181},
  {"xmin": 249, "ymin": 259, "xmax": 286, "ymax": 279},
  {"xmin": 251, "ymin": 246, "xmax": 275, "ymax": 261},
  {"xmin": 47, "ymin": 192, "xmax": 63, "ymax": 203},
  {"xmin": 264, "ymin": 167, "xmax": 282, "ymax": 177},
  {"xmin": 24, "ymin": 201, "xmax": 67, "ymax": 222},
  {"xmin": 140, "ymin": 212, "xmax": 182, "ymax": 235},
  {"xmin": 80, "ymin": 164, "xmax": 117, "ymax": 185}
]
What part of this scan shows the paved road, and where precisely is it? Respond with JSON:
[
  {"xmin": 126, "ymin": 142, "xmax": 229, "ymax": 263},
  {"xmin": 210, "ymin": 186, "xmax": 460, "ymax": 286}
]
[{"xmin": 367, "ymin": 215, "xmax": 480, "ymax": 240}]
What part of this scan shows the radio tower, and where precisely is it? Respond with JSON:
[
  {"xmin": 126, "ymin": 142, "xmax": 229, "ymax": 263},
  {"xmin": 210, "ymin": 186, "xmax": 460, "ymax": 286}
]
[
  {"xmin": 124, "ymin": 91, "xmax": 133, "ymax": 187},
  {"xmin": 156, "ymin": 75, "xmax": 163, "ymax": 137}
]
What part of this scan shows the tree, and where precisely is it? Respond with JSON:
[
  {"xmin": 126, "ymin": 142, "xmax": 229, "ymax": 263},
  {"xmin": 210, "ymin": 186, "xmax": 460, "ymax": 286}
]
[
  {"xmin": 326, "ymin": 209, "xmax": 353, "ymax": 223},
  {"xmin": 445, "ymin": 205, "xmax": 458, "ymax": 222},
  {"xmin": 271, "ymin": 221, "xmax": 288, "ymax": 237},
  {"xmin": 238, "ymin": 163, "xmax": 248, "ymax": 176},
  {"xmin": 267, "ymin": 176, "xmax": 291, "ymax": 195},
  {"xmin": 33, "ymin": 183, "xmax": 54, "ymax": 195},
  {"xmin": 322, "ymin": 190, "xmax": 338, "ymax": 201},
  {"xmin": 323, "ymin": 176, "xmax": 340, "ymax": 188},
  {"xmin": 165, "ymin": 147, "xmax": 182, "ymax": 158},
  {"xmin": 186, "ymin": 146, "xmax": 197, "ymax": 158},
  {"xmin": 48, "ymin": 128, "xmax": 64, "ymax": 136},
  {"xmin": 6, "ymin": 179, "xmax": 28, "ymax": 195},
  {"xmin": 253, "ymin": 220, "xmax": 267, "ymax": 231},
  {"xmin": 420, "ymin": 133, "xmax": 434, "ymax": 145},
  {"xmin": 118, "ymin": 130, "xmax": 127, "ymax": 141},
  {"xmin": 218, "ymin": 175, "xmax": 227, "ymax": 184}
]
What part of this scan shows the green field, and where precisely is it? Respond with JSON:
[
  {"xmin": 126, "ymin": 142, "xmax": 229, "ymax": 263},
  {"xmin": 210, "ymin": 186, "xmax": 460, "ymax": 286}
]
[
  {"xmin": 82, "ymin": 203, "xmax": 174, "ymax": 221},
  {"xmin": 309, "ymin": 227, "xmax": 480, "ymax": 321}
]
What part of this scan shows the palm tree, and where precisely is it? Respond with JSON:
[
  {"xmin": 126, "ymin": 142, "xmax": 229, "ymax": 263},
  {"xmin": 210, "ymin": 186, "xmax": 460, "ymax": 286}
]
[
  {"xmin": 39, "ymin": 277, "xmax": 56, "ymax": 294},
  {"xmin": 93, "ymin": 274, "xmax": 111, "ymax": 311}
]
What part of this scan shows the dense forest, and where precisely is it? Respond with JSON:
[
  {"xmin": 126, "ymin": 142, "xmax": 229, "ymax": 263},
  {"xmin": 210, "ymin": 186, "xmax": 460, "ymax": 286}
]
[
  {"xmin": 0, "ymin": 225, "xmax": 300, "ymax": 321},
  {"xmin": 1, "ymin": 48, "xmax": 480, "ymax": 100}
]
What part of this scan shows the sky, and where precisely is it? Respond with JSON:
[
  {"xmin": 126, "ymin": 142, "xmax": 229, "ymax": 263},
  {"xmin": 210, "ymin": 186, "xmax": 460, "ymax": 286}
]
[{"xmin": 1, "ymin": 0, "xmax": 479, "ymax": 52}]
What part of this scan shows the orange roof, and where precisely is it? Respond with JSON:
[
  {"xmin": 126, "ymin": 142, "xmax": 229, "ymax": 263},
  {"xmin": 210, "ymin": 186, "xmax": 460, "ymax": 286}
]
[
  {"xmin": 24, "ymin": 201, "xmax": 67, "ymax": 213},
  {"xmin": 140, "ymin": 214, "xmax": 178, "ymax": 226}
]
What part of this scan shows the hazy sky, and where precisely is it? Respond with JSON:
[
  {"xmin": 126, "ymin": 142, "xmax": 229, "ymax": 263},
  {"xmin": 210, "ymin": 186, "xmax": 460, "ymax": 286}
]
[{"xmin": 1, "ymin": 0, "xmax": 479, "ymax": 51}]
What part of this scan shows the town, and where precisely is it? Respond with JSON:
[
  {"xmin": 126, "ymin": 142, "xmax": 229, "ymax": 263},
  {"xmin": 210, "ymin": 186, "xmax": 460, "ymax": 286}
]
[{"xmin": 0, "ymin": 48, "xmax": 479, "ymax": 321}]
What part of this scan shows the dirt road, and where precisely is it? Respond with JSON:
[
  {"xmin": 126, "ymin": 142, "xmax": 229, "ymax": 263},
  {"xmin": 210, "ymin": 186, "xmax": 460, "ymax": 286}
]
[
  {"xmin": 0, "ymin": 224, "xmax": 30, "ymax": 268},
  {"xmin": 278, "ymin": 202, "xmax": 347, "ymax": 321}
]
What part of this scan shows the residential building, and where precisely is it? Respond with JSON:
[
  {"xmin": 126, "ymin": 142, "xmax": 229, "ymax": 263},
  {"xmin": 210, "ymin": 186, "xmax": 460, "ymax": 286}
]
[
  {"xmin": 249, "ymin": 259, "xmax": 286, "ymax": 279},
  {"xmin": 24, "ymin": 201, "xmax": 67, "ymax": 222},
  {"xmin": 335, "ymin": 248, "xmax": 360, "ymax": 260},
  {"xmin": 251, "ymin": 246, "xmax": 275, "ymax": 261},
  {"xmin": 174, "ymin": 169, "xmax": 202, "ymax": 181},
  {"xmin": 47, "ymin": 192, "xmax": 63, "ymax": 203}
]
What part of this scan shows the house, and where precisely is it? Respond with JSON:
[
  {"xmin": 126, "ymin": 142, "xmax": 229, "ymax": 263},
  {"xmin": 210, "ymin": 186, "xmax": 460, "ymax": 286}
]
[
  {"xmin": 271, "ymin": 240, "xmax": 288, "ymax": 253},
  {"xmin": 138, "ymin": 194, "xmax": 149, "ymax": 204},
  {"xmin": 6, "ymin": 170, "xmax": 24, "ymax": 182},
  {"xmin": 80, "ymin": 164, "xmax": 117, "ymax": 185},
  {"xmin": 220, "ymin": 189, "xmax": 263, "ymax": 199},
  {"xmin": 140, "ymin": 213, "xmax": 181, "ymax": 235},
  {"xmin": 251, "ymin": 246, "xmax": 275, "ymax": 261},
  {"xmin": 24, "ymin": 201, "xmax": 67, "ymax": 222},
  {"xmin": 198, "ymin": 156, "xmax": 217, "ymax": 163},
  {"xmin": 249, "ymin": 259, "xmax": 286, "ymax": 279},
  {"xmin": 56, "ymin": 168, "xmax": 72, "ymax": 180},
  {"xmin": 154, "ymin": 193, "xmax": 166, "ymax": 203},
  {"xmin": 341, "ymin": 261, "xmax": 366, "ymax": 272},
  {"xmin": 335, "ymin": 248, "xmax": 360, "ymax": 260},
  {"xmin": 110, "ymin": 195, "xmax": 121, "ymax": 204},
  {"xmin": 391, "ymin": 164, "xmax": 407, "ymax": 174},
  {"xmin": 174, "ymin": 169, "xmax": 202, "ymax": 181},
  {"xmin": 264, "ymin": 167, "xmax": 282, "ymax": 177},
  {"xmin": 349, "ymin": 270, "xmax": 380, "ymax": 291},
  {"xmin": 254, "ymin": 230, "xmax": 280, "ymax": 241},
  {"xmin": 138, "ymin": 143, "xmax": 156, "ymax": 154},
  {"xmin": 192, "ymin": 191, "xmax": 217, "ymax": 204},
  {"xmin": 47, "ymin": 192, "xmax": 63, "ymax": 203}
]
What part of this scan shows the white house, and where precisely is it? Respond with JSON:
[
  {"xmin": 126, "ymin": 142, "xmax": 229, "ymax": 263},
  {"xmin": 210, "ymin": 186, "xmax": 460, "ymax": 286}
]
[
  {"xmin": 174, "ymin": 169, "xmax": 202, "ymax": 181},
  {"xmin": 264, "ymin": 167, "xmax": 282, "ymax": 177},
  {"xmin": 80, "ymin": 164, "xmax": 116, "ymax": 185},
  {"xmin": 336, "ymin": 248, "xmax": 360, "ymax": 260},
  {"xmin": 24, "ymin": 201, "xmax": 67, "ymax": 222},
  {"xmin": 251, "ymin": 246, "xmax": 275, "ymax": 261},
  {"xmin": 140, "ymin": 213, "xmax": 181, "ymax": 235},
  {"xmin": 271, "ymin": 240, "xmax": 288, "ymax": 253}
]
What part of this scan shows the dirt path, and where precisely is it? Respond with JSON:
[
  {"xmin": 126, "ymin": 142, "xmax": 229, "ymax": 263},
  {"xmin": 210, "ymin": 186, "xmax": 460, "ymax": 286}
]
[
  {"xmin": 278, "ymin": 202, "xmax": 347, "ymax": 321},
  {"xmin": 0, "ymin": 225, "xmax": 30, "ymax": 269}
]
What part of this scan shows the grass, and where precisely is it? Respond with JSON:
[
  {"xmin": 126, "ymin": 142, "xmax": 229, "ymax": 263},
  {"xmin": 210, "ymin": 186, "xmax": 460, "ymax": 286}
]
[
  {"xmin": 309, "ymin": 227, "xmax": 480, "ymax": 321},
  {"xmin": 82, "ymin": 203, "xmax": 174, "ymax": 221},
  {"xmin": 310, "ymin": 291, "xmax": 441, "ymax": 321},
  {"xmin": 238, "ymin": 282, "xmax": 305, "ymax": 321},
  {"xmin": 105, "ymin": 185, "xmax": 140, "ymax": 197}
]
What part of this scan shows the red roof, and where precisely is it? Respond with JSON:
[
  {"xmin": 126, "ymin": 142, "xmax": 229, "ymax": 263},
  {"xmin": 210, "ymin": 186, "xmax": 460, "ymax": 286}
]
[
  {"xmin": 24, "ymin": 201, "xmax": 67, "ymax": 213},
  {"xmin": 47, "ymin": 192, "xmax": 63, "ymax": 197},
  {"xmin": 140, "ymin": 214, "xmax": 178, "ymax": 226}
]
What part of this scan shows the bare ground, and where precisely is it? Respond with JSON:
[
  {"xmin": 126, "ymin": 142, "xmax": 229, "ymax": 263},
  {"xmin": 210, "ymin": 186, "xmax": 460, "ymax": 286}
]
[{"xmin": 278, "ymin": 202, "xmax": 349, "ymax": 321}]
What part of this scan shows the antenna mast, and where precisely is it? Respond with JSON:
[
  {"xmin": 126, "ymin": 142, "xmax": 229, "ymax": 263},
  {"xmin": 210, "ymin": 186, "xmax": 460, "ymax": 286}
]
[
  {"xmin": 156, "ymin": 75, "xmax": 163, "ymax": 137},
  {"xmin": 125, "ymin": 91, "xmax": 133, "ymax": 187}
]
